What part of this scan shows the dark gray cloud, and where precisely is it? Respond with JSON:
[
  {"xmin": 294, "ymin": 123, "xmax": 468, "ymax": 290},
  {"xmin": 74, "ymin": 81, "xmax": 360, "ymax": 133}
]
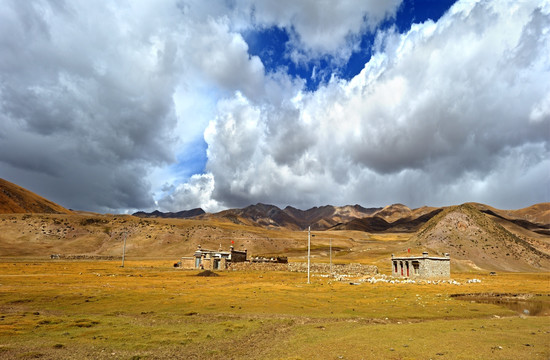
[{"xmin": 0, "ymin": 0, "xmax": 180, "ymax": 212}]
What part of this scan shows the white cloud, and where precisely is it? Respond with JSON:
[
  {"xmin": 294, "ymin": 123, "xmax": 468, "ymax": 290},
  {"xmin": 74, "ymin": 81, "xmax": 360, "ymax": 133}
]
[
  {"xmin": 2, "ymin": 0, "xmax": 548, "ymax": 214},
  {"xmin": 234, "ymin": 0, "xmax": 402, "ymax": 63},
  {"xmin": 158, "ymin": 173, "xmax": 221, "ymax": 213},
  {"xmin": 166, "ymin": 0, "xmax": 550, "ymax": 211},
  {"xmin": 182, "ymin": 16, "xmax": 267, "ymax": 100},
  {"xmin": 0, "ymin": 0, "xmax": 278, "ymax": 212}
]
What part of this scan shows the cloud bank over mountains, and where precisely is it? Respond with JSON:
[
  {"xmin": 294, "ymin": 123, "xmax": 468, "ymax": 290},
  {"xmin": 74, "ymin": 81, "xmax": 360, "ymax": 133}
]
[
  {"xmin": 161, "ymin": 0, "xmax": 550, "ymax": 212},
  {"xmin": 1, "ymin": 0, "xmax": 548, "ymax": 213}
]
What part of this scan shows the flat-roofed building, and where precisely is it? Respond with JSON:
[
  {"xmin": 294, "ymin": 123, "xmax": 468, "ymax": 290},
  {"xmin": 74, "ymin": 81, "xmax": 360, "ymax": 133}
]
[
  {"xmin": 180, "ymin": 245, "xmax": 247, "ymax": 270},
  {"xmin": 391, "ymin": 251, "xmax": 450, "ymax": 278}
]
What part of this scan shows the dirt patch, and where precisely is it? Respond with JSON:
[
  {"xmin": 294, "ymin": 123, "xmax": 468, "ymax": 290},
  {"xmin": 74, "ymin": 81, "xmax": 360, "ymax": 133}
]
[{"xmin": 196, "ymin": 270, "xmax": 219, "ymax": 277}]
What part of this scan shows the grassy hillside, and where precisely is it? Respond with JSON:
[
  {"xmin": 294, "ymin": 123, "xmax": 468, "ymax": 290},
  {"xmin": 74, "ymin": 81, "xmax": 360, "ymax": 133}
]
[
  {"xmin": 0, "ymin": 213, "xmax": 383, "ymax": 263},
  {"xmin": 408, "ymin": 204, "xmax": 550, "ymax": 272}
]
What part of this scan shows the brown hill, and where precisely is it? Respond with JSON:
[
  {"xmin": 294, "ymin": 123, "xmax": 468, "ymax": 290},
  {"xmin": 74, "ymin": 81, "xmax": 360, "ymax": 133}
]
[
  {"xmin": 0, "ymin": 203, "xmax": 548, "ymax": 274},
  {"xmin": 200, "ymin": 203, "xmax": 380, "ymax": 231},
  {"xmin": 469, "ymin": 202, "xmax": 550, "ymax": 235},
  {"xmin": 331, "ymin": 216, "xmax": 392, "ymax": 232},
  {"xmin": 143, "ymin": 202, "xmax": 547, "ymax": 237},
  {"xmin": 283, "ymin": 205, "xmax": 338, "ymax": 230},
  {"xmin": 285, "ymin": 204, "xmax": 379, "ymax": 230},
  {"xmin": 0, "ymin": 178, "xmax": 72, "ymax": 215},
  {"xmin": 0, "ymin": 212, "xmax": 370, "ymax": 259},
  {"xmin": 372, "ymin": 203, "xmax": 412, "ymax": 223},
  {"xmin": 332, "ymin": 208, "xmax": 443, "ymax": 233},
  {"xmin": 389, "ymin": 208, "xmax": 444, "ymax": 232},
  {"xmin": 209, "ymin": 203, "xmax": 301, "ymax": 230},
  {"xmin": 507, "ymin": 203, "xmax": 550, "ymax": 226},
  {"xmin": 408, "ymin": 203, "xmax": 550, "ymax": 272},
  {"xmin": 473, "ymin": 202, "xmax": 550, "ymax": 226}
]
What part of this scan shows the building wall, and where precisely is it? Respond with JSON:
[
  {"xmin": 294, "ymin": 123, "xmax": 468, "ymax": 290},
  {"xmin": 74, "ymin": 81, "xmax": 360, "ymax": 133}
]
[
  {"xmin": 422, "ymin": 258, "xmax": 450, "ymax": 277},
  {"xmin": 391, "ymin": 254, "xmax": 450, "ymax": 278},
  {"xmin": 202, "ymin": 258, "xmax": 212, "ymax": 270},
  {"xmin": 231, "ymin": 250, "xmax": 247, "ymax": 263},
  {"xmin": 180, "ymin": 257, "xmax": 195, "ymax": 269},
  {"xmin": 179, "ymin": 246, "xmax": 247, "ymax": 271}
]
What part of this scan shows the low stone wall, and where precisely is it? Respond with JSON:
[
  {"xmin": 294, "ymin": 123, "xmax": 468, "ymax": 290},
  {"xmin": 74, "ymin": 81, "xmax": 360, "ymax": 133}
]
[
  {"xmin": 230, "ymin": 262, "xmax": 378, "ymax": 276},
  {"xmin": 52, "ymin": 254, "xmax": 118, "ymax": 260},
  {"xmin": 230, "ymin": 262, "xmax": 288, "ymax": 272},
  {"xmin": 289, "ymin": 262, "xmax": 378, "ymax": 275}
]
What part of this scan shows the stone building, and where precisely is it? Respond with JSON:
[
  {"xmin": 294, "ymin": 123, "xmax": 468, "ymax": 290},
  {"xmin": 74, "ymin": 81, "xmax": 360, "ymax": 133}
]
[
  {"xmin": 180, "ymin": 245, "xmax": 247, "ymax": 270},
  {"xmin": 391, "ymin": 251, "xmax": 450, "ymax": 278}
]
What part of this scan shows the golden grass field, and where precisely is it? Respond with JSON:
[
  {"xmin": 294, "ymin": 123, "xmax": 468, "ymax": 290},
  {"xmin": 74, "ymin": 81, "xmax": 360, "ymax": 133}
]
[{"xmin": 0, "ymin": 259, "xmax": 548, "ymax": 360}]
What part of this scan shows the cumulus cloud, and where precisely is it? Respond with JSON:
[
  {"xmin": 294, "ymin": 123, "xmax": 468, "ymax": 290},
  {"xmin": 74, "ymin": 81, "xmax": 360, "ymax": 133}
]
[
  {"xmin": 233, "ymin": 0, "xmax": 403, "ymax": 63},
  {"xmin": 158, "ymin": 173, "xmax": 220, "ymax": 213},
  {"xmin": 2, "ymin": 0, "xmax": 548, "ymax": 213},
  {"xmin": 183, "ymin": 17, "xmax": 266, "ymax": 100},
  {"xmin": 0, "ymin": 0, "xmax": 276, "ymax": 212},
  {"xmin": 163, "ymin": 0, "xmax": 550, "ymax": 211}
]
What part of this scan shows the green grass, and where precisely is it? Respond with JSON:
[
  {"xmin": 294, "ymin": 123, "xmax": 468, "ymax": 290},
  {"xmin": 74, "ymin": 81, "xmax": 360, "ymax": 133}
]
[{"xmin": 0, "ymin": 260, "xmax": 548, "ymax": 359}]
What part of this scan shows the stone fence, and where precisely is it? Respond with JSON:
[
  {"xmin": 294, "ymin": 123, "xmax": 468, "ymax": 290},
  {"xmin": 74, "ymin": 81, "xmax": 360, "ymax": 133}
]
[
  {"xmin": 230, "ymin": 262, "xmax": 289, "ymax": 272},
  {"xmin": 230, "ymin": 262, "xmax": 378, "ymax": 276},
  {"xmin": 50, "ymin": 254, "xmax": 118, "ymax": 260}
]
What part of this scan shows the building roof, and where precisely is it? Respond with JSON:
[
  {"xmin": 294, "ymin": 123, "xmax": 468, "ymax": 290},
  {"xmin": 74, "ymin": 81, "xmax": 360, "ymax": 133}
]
[
  {"xmin": 391, "ymin": 252, "xmax": 450, "ymax": 261},
  {"xmin": 193, "ymin": 245, "xmax": 247, "ymax": 257}
]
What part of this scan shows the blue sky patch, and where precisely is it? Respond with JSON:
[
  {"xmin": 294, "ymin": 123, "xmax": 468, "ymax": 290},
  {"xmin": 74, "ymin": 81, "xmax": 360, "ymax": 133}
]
[{"xmin": 244, "ymin": 0, "xmax": 459, "ymax": 91}]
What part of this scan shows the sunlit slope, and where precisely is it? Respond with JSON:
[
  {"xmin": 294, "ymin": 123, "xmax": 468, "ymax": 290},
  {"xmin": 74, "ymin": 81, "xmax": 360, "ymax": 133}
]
[
  {"xmin": 0, "ymin": 213, "xmax": 369, "ymax": 259},
  {"xmin": 0, "ymin": 178, "xmax": 72, "ymax": 214},
  {"xmin": 408, "ymin": 204, "xmax": 550, "ymax": 271}
]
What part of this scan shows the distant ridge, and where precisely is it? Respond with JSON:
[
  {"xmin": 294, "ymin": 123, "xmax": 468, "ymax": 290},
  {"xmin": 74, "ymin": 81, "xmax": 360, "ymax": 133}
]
[
  {"xmin": 199, "ymin": 203, "xmax": 381, "ymax": 230},
  {"xmin": 467, "ymin": 202, "xmax": 550, "ymax": 235},
  {"xmin": 330, "ymin": 208, "xmax": 443, "ymax": 233},
  {"xmin": 134, "ymin": 201, "xmax": 550, "ymax": 236},
  {"xmin": 0, "ymin": 178, "xmax": 72, "ymax": 214},
  {"xmin": 371, "ymin": 203, "xmax": 412, "ymax": 223},
  {"xmin": 133, "ymin": 208, "xmax": 205, "ymax": 219}
]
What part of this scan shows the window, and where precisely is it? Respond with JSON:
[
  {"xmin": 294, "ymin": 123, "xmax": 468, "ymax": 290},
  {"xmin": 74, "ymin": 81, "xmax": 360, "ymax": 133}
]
[{"xmin": 412, "ymin": 261, "xmax": 420, "ymax": 275}]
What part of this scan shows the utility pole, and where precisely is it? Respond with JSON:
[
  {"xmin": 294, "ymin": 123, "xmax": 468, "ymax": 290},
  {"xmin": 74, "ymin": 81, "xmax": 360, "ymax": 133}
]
[
  {"xmin": 121, "ymin": 231, "xmax": 127, "ymax": 268},
  {"xmin": 307, "ymin": 226, "xmax": 311, "ymax": 284},
  {"xmin": 329, "ymin": 238, "xmax": 332, "ymax": 274}
]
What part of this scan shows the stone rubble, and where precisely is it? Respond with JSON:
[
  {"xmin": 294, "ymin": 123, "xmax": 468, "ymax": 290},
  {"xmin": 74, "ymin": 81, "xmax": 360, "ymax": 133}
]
[{"xmin": 348, "ymin": 274, "xmax": 482, "ymax": 286}]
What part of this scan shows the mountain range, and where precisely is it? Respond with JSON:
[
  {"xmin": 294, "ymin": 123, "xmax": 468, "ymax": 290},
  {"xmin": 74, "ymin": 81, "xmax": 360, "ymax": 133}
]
[
  {"xmin": 133, "ymin": 201, "xmax": 549, "ymax": 236},
  {"xmin": 2, "ymin": 177, "xmax": 548, "ymax": 236},
  {"xmin": 1, "ymin": 177, "xmax": 549, "ymax": 271}
]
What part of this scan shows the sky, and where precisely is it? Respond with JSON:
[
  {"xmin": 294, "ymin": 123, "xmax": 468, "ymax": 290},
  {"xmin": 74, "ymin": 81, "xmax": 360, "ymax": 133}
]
[{"xmin": 0, "ymin": 0, "xmax": 549, "ymax": 214}]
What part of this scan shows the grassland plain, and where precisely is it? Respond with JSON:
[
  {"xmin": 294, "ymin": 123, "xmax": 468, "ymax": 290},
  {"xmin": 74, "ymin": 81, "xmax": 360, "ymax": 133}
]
[{"xmin": 0, "ymin": 259, "xmax": 548, "ymax": 359}]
